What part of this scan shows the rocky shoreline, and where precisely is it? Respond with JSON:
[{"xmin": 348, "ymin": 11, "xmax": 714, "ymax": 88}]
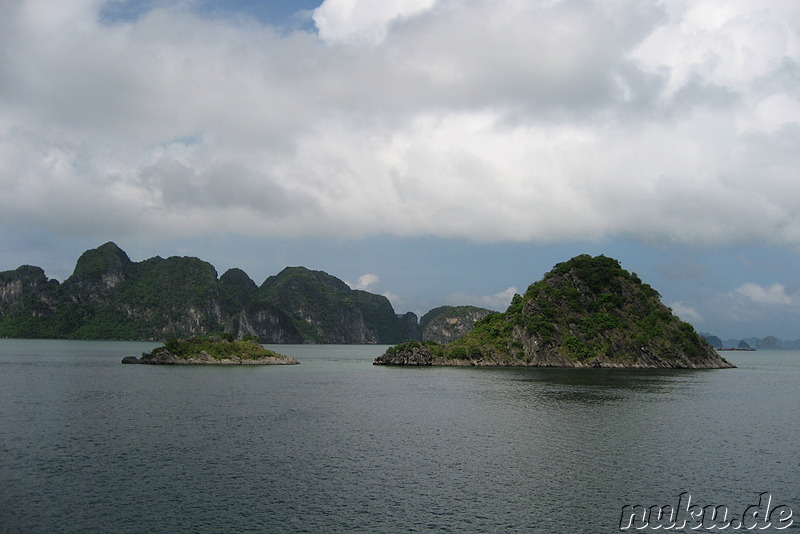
[
  {"xmin": 121, "ymin": 336, "xmax": 299, "ymax": 365},
  {"xmin": 122, "ymin": 352, "xmax": 299, "ymax": 365},
  {"xmin": 373, "ymin": 342, "xmax": 734, "ymax": 368}
]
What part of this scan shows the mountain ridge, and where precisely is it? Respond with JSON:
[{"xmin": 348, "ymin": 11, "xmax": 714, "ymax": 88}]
[{"xmin": 0, "ymin": 242, "xmax": 423, "ymax": 343}]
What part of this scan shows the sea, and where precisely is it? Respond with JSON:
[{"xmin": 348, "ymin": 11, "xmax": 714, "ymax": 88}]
[{"xmin": 1, "ymin": 340, "xmax": 798, "ymax": 533}]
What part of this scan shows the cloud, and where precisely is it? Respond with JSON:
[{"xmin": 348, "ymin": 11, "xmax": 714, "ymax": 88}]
[
  {"xmin": 691, "ymin": 276, "xmax": 800, "ymax": 338},
  {"xmin": 669, "ymin": 302, "xmax": 703, "ymax": 322},
  {"xmin": 313, "ymin": 0, "xmax": 438, "ymax": 44},
  {"xmin": 447, "ymin": 286, "xmax": 517, "ymax": 312},
  {"xmin": 735, "ymin": 282, "xmax": 794, "ymax": 305},
  {"xmin": 345, "ymin": 273, "xmax": 403, "ymax": 309},
  {"xmin": 1, "ymin": 1, "xmax": 799, "ymax": 247},
  {"xmin": 349, "ymin": 273, "xmax": 380, "ymax": 290}
]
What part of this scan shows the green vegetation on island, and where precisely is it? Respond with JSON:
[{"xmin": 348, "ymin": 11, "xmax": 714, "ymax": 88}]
[
  {"xmin": 375, "ymin": 255, "xmax": 734, "ymax": 369},
  {"xmin": 121, "ymin": 335, "xmax": 299, "ymax": 365},
  {"xmin": 259, "ymin": 266, "xmax": 418, "ymax": 343},
  {"xmin": 0, "ymin": 242, "xmax": 418, "ymax": 344}
]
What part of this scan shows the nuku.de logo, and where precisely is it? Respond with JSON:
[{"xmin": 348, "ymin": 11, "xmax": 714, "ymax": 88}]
[{"xmin": 619, "ymin": 492, "xmax": 793, "ymax": 530}]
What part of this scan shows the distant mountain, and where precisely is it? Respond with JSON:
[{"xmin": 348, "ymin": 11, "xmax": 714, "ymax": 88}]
[
  {"xmin": 756, "ymin": 336, "xmax": 780, "ymax": 349},
  {"xmin": 256, "ymin": 266, "xmax": 418, "ymax": 343},
  {"xmin": 0, "ymin": 242, "xmax": 421, "ymax": 343},
  {"xmin": 700, "ymin": 332, "xmax": 800, "ymax": 349},
  {"xmin": 376, "ymin": 255, "xmax": 733, "ymax": 368},
  {"xmin": 700, "ymin": 333, "xmax": 723, "ymax": 348},
  {"xmin": 419, "ymin": 305, "xmax": 493, "ymax": 344}
]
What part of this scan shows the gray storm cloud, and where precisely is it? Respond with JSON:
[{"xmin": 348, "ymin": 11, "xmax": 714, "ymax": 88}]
[{"xmin": 0, "ymin": 0, "xmax": 798, "ymax": 246}]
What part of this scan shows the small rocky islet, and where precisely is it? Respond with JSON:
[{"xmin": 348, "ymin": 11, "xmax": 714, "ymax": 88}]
[
  {"xmin": 122, "ymin": 336, "xmax": 299, "ymax": 365},
  {"xmin": 375, "ymin": 254, "xmax": 734, "ymax": 369}
]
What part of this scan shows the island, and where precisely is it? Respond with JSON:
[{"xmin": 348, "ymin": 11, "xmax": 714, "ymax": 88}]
[
  {"xmin": 374, "ymin": 254, "xmax": 734, "ymax": 369},
  {"xmin": 122, "ymin": 336, "xmax": 300, "ymax": 365}
]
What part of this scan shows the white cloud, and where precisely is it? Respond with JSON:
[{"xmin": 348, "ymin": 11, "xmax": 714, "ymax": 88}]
[
  {"xmin": 313, "ymin": 0, "xmax": 439, "ymax": 44},
  {"xmin": 345, "ymin": 274, "xmax": 403, "ymax": 309},
  {"xmin": 0, "ymin": 0, "xmax": 799, "ymax": 248},
  {"xmin": 381, "ymin": 290, "xmax": 400, "ymax": 306},
  {"xmin": 349, "ymin": 273, "xmax": 380, "ymax": 290},
  {"xmin": 670, "ymin": 302, "xmax": 703, "ymax": 322},
  {"xmin": 447, "ymin": 286, "xmax": 517, "ymax": 312},
  {"xmin": 735, "ymin": 282, "xmax": 794, "ymax": 305}
]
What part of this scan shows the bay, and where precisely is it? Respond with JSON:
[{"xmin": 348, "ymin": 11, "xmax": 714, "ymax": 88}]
[{"xmin": 1, "ymin": 340, "xmax": 798, "ymax": 533}]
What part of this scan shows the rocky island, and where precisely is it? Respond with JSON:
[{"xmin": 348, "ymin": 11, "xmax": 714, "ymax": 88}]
[
  {"xmin": 0, "ymin": 242, "xmax": 419, "ymax": 344},
  {"xmin": 375, "ymin": 255, "xmax": 734, "ymax": 369},
  {"xmin": 122, "ymin": 336, "xmax": 299, "ymax": 365}
]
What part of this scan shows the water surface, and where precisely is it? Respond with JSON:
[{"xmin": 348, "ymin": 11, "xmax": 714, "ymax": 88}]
[{"xmin": 1, "ymin": 341, "xmax": 798, "ymax": 532}]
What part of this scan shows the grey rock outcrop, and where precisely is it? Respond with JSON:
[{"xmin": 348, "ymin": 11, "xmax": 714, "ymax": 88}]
[{"xmin": 420, "ymin": 306, "xmax": 493, "ymax": 344}]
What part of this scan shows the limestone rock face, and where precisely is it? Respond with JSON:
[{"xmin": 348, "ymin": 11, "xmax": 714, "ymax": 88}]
[
  {"xmin": 373, "ymin": 342, "xmax": 434, "ymax": 366},
  {"xmin": 0, "ymin": 243, "xmax": 419, "ymax": 343},
  {"xmin": 420, "ymin": 306, "xmax": 493, "ymax": 344},
  {"xmin": 237, "ymin": 303, "xmax": 304, "ymax": 344}
]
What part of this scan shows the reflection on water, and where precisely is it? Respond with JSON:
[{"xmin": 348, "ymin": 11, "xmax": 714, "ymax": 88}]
[{"xmin": 504, "ymin": 367, "xmax": 708, "ymax": 404}]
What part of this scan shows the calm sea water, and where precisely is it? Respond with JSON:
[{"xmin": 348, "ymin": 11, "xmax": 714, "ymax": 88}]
[{"xmin": 1, "ymin": 340, "xmax": 798, "ymax": 533}]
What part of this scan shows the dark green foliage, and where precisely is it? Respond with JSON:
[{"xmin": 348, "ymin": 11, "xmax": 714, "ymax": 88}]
[
  {"xmin": 61, "ymin": 253, "xmax": 222, "ymax": 340},
  {"xmin": 434, "ymin": 311, "xmax": 513, "ymax": 360},
  {"xmin": 69, "ymin": 242, "xmax": 132, "ymax": 280},
  {"xmin": 382, "ymin": 254, "xmax": 720, "ymax": 367},
  {"xmin": 521, "ymin": 255, "xmax": 707, "ymax": 363},
  {"xmin": 122, "ymin": 256, "xmax": 219, "ymax": 310},
  {"xmin": 506, "ymin": 294, "xmax": 524, "ymax": 315},
  {"xmin": 351, "ymin": 290, "xmax": 413, "ymax": 343},
  {"xmin": 149, "ymin": 336, "xmax": 285, "ymax": 360},
  {"xmin": 219, "ymin": 268, "xmax": 258, "ymax": 310},
  {"xmin": 0, "ymin": 266, "xmax": 63, "ymax": 338},
  {"xmin": 257, "ymin": 266, "xmax": 414, "ymax": 343},
  {"xmin": 0, "ymin": 243, "xmax": 416, "ymax": 343},
  {"xmin": 579, "ymin": 312, "xmax": 620, "ymax": 337},
  {"xmin": 564, "ymin": 336, "xmax": 595, "ymax": 361}
]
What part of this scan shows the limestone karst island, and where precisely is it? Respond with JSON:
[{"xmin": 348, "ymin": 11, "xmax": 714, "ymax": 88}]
[
  {"xmin": 374, "ymin": 255, "xmax": 734, "ymax": 369},
  {"xmin": 0, "ymin": 243, "xmax": 733, "ymax": 369},
  {"xmin": 122, "ymin": 336, "xmax": 299, "ymax": 365}
]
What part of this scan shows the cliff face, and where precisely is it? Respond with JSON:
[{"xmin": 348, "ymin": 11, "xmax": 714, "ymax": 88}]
[
  {"xmin": 420, "ymin": 305, "xmax": 493, "ymax": 344},
  {"xmin": 0, "ymin": 266, "xmax": 62, "ymax": 336},
  {"xmin": 236, "ymin": 302, "xmax": 304, "ymax": 344},
  {"xmin": 0, "ymin": 243, "xmax": 420, "ymax": 344},
  {"xmin": 376, "ymin": 255, "xmax": 734, "ymax": 369},
  {"xmin": 258, "ymin": 267, "xmax": 418, "ymax": 344}
]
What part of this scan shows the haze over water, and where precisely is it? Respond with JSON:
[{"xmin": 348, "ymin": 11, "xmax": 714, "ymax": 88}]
[{"xmin": 1, "ymin": 340, "xmax": 798, "ymax": 533}]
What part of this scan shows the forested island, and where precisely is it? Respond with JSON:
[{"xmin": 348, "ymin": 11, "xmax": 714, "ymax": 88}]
[
  {"xmin": 375, "ymin": 255, "xmax": 734, "ymax": 369},
  {"xmin": 0, "ymin": 243, "xmax": 408, "ymax": 343},
  {"xmin": 0, "ymin": 242, "xmax": 489, "ymax": 343},
  {"xmin": 121, "ymin": 336, "xmax": 299, "ymax": 365}
]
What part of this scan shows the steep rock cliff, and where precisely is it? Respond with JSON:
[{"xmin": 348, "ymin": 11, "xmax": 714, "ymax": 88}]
[
  {"xmin": 0, "ymin": 243, "xmax": 420, "ymax": 343},
  {"xmin": 257, "ymin": 267, "xmax": 416, "ymax": 344},
  {"xmin": 420, "ymin": 305, "xmax": 493, "ymax": 344}
]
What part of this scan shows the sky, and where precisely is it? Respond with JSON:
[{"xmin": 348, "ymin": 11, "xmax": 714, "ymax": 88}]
[{"xmin": 1, "ymin": 0, "xmax": 799, "ymax": 340}]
